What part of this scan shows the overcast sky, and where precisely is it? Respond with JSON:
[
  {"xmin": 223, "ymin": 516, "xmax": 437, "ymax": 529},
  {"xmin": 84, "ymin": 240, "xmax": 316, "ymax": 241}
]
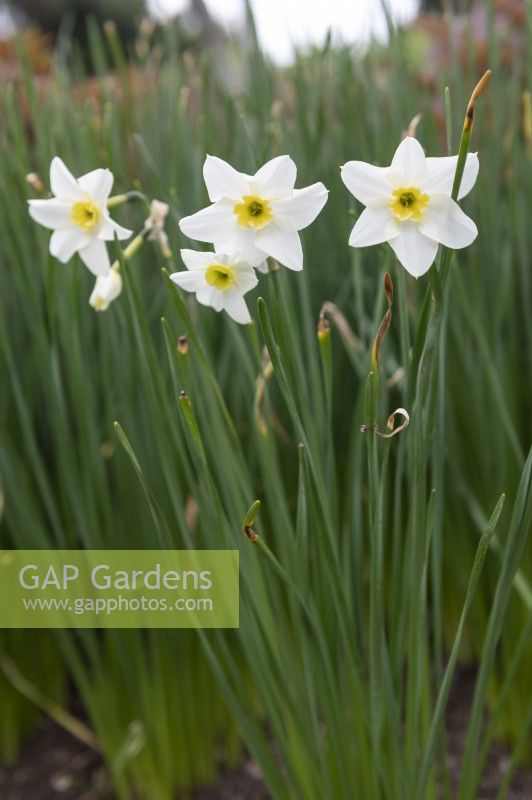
[{"xmin": 149, "ymin": 0, "xmax": 420, "ymax": 63}]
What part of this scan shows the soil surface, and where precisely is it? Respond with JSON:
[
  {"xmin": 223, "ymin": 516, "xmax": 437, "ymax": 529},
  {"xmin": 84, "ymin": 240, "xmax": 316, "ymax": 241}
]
[{"xmin": 0, "ymin": 667, "xmax": 530, "ymax": 799}]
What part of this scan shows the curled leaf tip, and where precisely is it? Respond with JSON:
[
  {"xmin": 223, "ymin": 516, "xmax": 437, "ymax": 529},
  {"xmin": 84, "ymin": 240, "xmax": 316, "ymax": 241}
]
[
  {"xmin": 361, "ymin": 407, "xmax": 410, "ymax": 439},
  {"xmin": 371, "ymin": 272, "xmax": 394, "ymax": 371},
  {"xmin": 464, "ymin": 69, "xmax": 491, "ymax": 131}
]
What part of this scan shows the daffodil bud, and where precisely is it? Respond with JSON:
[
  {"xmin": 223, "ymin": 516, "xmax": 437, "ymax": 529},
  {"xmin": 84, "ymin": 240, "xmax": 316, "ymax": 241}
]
[
  {"xmin": 145, "ymin": 199, "xmax": 172, "ymax": 258},
  {"xmin": 26, "ymin": 172, "xmax": 43, "ymax": 193},
  {"xmin": 89, "ymin": 267, "xmax": 122, "ymax": 312},
  {"xmin": 317, "ymin": 316, "xmax": 330, "ymax": 343}
]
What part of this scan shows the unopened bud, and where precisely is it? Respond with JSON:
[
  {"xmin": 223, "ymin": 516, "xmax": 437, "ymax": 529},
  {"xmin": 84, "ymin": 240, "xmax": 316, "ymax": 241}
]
[
  {"xmin": 317, "ymin": 317, "xmax": 330, "ymax": 342},
  {"xmin": 103, "ymin": 20, "xmax": 117, "ymax": 38},
  {"xmin": 145, "ymin": 199, "xmax": 172, "ymax": 258},
  {"xmin": 26, "ymin": 172, "xmax": 43, "ymax": 193},
  {"xmin": 100, "ymin": 441, "xmax": 115, "ymax": 459}
]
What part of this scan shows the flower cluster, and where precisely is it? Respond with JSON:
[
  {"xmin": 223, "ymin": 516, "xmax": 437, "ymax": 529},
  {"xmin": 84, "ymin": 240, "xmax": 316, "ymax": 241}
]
[
  {"xmin": 172, "ymin": 155, "xmax": 328, "ymax": 323},
  {"xmin": 28, "ymin": 138, "xmax": 479, "ymax": 320}
]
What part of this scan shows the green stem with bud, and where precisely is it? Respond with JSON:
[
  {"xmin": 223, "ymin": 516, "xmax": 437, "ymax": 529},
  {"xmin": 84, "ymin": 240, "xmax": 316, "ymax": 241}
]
[{"xmin": 107, "ymin": 190, "xmax": 152, "ymax": 214}]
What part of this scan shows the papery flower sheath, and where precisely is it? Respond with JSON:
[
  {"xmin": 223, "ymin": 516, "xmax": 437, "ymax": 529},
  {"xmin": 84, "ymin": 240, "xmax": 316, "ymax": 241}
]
[
  {"xmin": 145, "ymin": 199, "xmax": 172, "ymax": 258},
  {"xmin": 341, "ymin": 137, "xmax": 479, "ymax": 277},
  {"xmin": 28, "ymin": 157, "xmax": 132, "ymax": 275},
  {"xmin": 89, "ymin": 266, "xmax": 122, "ymax": 311},
  {"xmin": 171, "ymin": 250, "xmax": 258, "ymax": 324},
  {"xmin": 179, "ymin": 155, "xmax": 328, "ymax": 271}
]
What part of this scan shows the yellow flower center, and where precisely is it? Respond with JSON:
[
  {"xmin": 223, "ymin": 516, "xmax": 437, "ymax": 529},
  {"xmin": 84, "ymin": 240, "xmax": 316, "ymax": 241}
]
[
  {"xmin": 205, "ymin": 263, "xmax": 235, "ymax": 291},
  {"xmin": 92, "ymin": 296, "xmax": 108, "ymax": 311},
  {"xmin": 390, "ymin": 187, "xmax": 429, "ymax": 222},
  {"xmin": 71, "ymin": 200, "xmax": 101, "ymax": 231},
  {"xmin": 233, "ymin": 195, "xmax": 273, "ymax": 229}
]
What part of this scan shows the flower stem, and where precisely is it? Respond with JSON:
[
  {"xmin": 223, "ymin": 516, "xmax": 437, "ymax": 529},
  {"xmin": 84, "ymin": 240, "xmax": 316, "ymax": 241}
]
[{"xmin": 107, "ymin": 190, "xmax": 152, "ymax": 213}]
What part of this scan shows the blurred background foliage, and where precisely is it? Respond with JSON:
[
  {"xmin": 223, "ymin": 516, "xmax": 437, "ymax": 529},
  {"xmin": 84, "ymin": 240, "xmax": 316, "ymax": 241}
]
[{"xmin": 0, "ymin": 1, "xmax": 530, "ymax": 798}]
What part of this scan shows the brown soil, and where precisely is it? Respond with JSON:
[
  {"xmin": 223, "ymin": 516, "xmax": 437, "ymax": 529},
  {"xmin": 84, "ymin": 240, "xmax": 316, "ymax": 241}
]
[{"xmin": 0, "ymin": 668, "xmax": 530, "ymax": 799}]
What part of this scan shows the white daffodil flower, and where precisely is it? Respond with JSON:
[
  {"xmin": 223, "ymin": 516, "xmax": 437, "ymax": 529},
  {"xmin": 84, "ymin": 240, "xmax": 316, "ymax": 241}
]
[
  {"xmin": 171, "ymin": 250, "xmax": 258, "ymax": 324},
  {"xmin": 341, "ymin": 137, "xmax": 479, "ymax": 278},
  {"xmin": 89, "ymin": 266, "xmax": 122, "ymax": 312},
  {"xmin": 28, "ymin": 157, "xmax": 132, "ymax": 276},
  {"xmin": 179, "ymin": 155, "xmax": 328, "ymax": 271}
]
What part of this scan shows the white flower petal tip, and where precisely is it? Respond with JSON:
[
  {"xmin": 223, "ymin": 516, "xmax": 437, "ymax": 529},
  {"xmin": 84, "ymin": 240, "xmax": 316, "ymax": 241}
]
[
  {"xmin": 89, "ymin": 267, "xmax": 122, "ymax": 311},
  {"xmin": 389, "ymin": 225, "xmax": 439, "ymax": 278},
  {"xmin": 79, "ymin": 238, "xmax": 111, "ymax": 276},
  {"xmin": 171, "ymin": 251, "xmax": 257, "ymax": 325},
  {"xmin": 28, "ymin": 157, "xmax": 129, "ymax": 273},
  {"xmin": 180, "ymin": 156, "xmax": 326, "ymax": 270},
  {"xmin": 342, "ymin": 137, "xmax": 479, "ymax": 277},
  {"xmin": 255, "ymin": 260, "xmax": 269, "ymax": 274}
]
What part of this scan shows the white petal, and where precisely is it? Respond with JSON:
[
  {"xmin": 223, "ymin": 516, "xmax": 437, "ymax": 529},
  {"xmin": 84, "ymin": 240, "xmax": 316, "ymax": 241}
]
[
  {"xmin": 213, "ymin": 231, "xmax": 266, "ymax": 266},
  {"xmin": 254, "ymin": 222, "xmax": 303, "ymax": 270},
  {"xmin": 388, "ymin": 223, "xmax": 439, "ymax": 278},
  {"xmin": 89, "ymin": 269, "xmax": 122, "ymax": 310},
  {"xmin": 78, "ymin": 168, "xmax": 114, "ymax": 203},
  {"xmin": 255, "ymin": 260, "xmax": 269, "ymax": 274},
  {"xmin": 232, "ymin": 262, "xmax": 259, "ymax": 293},
  {"xmin": 179, "ymin": 201, "xmax": 235, "ymax": 243},
  {"xmin": 389, "ymin": 137, "xmax": 427, "ymax": 185},
  {"xmin": 50, "ymin": 228, "xmax": 89, "ymax": 262},
  {"xmin": 170, "ymin": 270, "xmax": 205, "ymax": 292},
  {"xmin": 78, "ymin": 238, "xmax": 110, "ymax": 276},
  {"xmin": 99, "ymin": 212, "xmax": 133, "ymax": 241},
  {"xmin": 253, "ymin": 155, "xmax": 296, "ymax": 197},
  {"xmin": 50, "ymin": 157, "xmax": 80, "ymax": 201},
  {"xmin": 418, "ymin": 194, "xmax": 478, "ymax": 249},
  {"xmin": 349, "ymin": 206, "xmax": 399, "ymax": 247},
  {"xmin": 203, "ymin": 156, "xmax": 250, "ymax": 202},
  {"xmin": 179, "ymin": 249, "xmax": 216, "ymax": 270},
  {"xmin": 196, "ymin": 285, "xmax": 225, "ymax": 312},
  {"xmin": 341, "ymin": 161, "xmax": 391, "ymax": 204},
  {"xmin": 422, "ymin": 152, "xmax": 479, "ymax": 200},
  {"xmin": 28, "ymin": 199, "xmax": 72, "ymax": 230},
  {"xmin": 223, "ymin": 290, "xmax": 252, "ymax": 324},
  {"xmin": 271, "ymin": 183, "xmax": 328, "ymax": 230}
]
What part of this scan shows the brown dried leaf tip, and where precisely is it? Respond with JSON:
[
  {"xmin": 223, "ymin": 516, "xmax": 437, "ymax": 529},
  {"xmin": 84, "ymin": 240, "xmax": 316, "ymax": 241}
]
[
  {"xmin": 319, "ymin": 301, "xmax": 364, "ymax": 353},
  {"xmin": 371, "ymin": 272, "xmax": 394, "ymax": 370},
  {"xmin": 403, "ymin": 112, "xmax": 422, "ymax": 139},
  {"xmin": 464, "ymin": 69, "xmax": 491, "ymax": 132}
]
